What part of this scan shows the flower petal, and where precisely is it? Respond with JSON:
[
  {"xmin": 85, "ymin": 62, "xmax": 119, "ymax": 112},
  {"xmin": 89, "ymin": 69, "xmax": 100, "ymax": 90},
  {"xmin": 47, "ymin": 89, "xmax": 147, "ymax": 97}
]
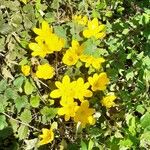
[
  {"xmin": 62, "ymin": 75, "xmax": 70, "ymax": 84},
  {"xmin": 58, "ymin": 108, "xmax": 65, "ymax": 115},
  {"xmin": 50, "ymin": 89, "xmax": 61, "ymax": 98},
  {"xmin": 33, "ymin": 28, "xmax": 42, "ymax": 35},
  {"xmin": 83, "ymin": 29, "xmax": 91, "ymax": 38}
]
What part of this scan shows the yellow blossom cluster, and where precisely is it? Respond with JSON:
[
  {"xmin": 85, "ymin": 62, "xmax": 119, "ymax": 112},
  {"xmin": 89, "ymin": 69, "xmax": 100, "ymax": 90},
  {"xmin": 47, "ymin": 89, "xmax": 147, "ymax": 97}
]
[
  {"xmin": 23, "ymin": 16, "xmax": 117, "ymax": 146},
  {"xmin": 88, "ymin": 73, "xmax": 110, "ymax": 91},
  {"xmin": 62, "ymin": 40, "xmax": 105, "ymax": 69},
  {"xmin": 50, "ymin": 72, "xmax": 114, "ymax": 127},
  {"xmin": 62, "ymin": 17, "xmax": 106, "ymax": 69},
  {"xmin": 22, "ymin": 21, "xmax": 67, "ymax": 79},
  {"xmin": 72, "ymin": 16, "xmax": 106, "ymax": 40},
  {"xmin": 29, "ymin": 21, "xmax": 65, "ymax": 58},
  {"xmin": 101, "ymin": 94, "xmax": 116, "ymax": 108},
  {"xmin": 50, "ymin": 75, "xmax": 95, "ymax": 127},
  {"xmin": 83, "ymin": 18, "xmax": 106, "ymax": 39},
  {"xmin": 62, "ymin": 40, "xmax": 84, "ymax": 66}
]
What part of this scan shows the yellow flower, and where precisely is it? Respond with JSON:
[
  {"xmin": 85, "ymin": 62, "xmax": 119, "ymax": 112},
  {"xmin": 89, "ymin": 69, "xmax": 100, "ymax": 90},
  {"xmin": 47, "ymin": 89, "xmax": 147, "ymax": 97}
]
[
  {"xmin": 88, "ymin": 116, "xmax": 96, "ymax": 125},
  {"xmin": 62, "ymin": 40, "xmax": 84, "ymax": 66},
  {"xmin": 29, "ymin": 40, "xmax": 52, "ymax": 58},
  {"xmin": 72, "ymin": 15, "xmax": 88, "ymax": 26},
  {"xmin": 62, "ymin": 50, "xmax": 78, "ymax": 66},
  {"xmin": 74, "ymin": 100, "xmax": 95, "ymax": 127},
  {"xmin": 101, "ymin": 94, "xmax": 116, "ymax": 108},
  {"xmin": 36, "ymin": 64, "xmax": 55, "ymax": 79},
  {"xmin": 74, "ymin": 77, "xmax": 93, "ymax": 101},
  {"xmin": 31, "ymin": 21, "xmax": 65, "ymax": 56},
  {"xmin": 45, "ymin": 34, "xmax": 65, "ymax": 52},
  {"xmin": 50, "ymin": 75, "xmax": 76, "ymax": 105},
  {"xmin": 33, "ymin": 21, "xmax": 53, "ymax": 41},
  {"xmin": 21, "ymin": 65, "xmax": 30, "ymax": 76},
  {"xmin": 83, "ymin": 18, "xmax": 106, "ymax": 39},
  {"xmin": 71, "ymin": 40, "xmax": 84, "ymax": 57},
  {"xmin": 88, "ymin": 73, "xmax": 109, "ymax": 91},
  {"xmin": 80, "ymin": 55, "xmax": 105, "ymax": 69},
  {"xmin": 58, "ymin": 101, "xmax": 79, "ymax": 121},
  {"xmin": 38, "ymin": 128, "xmax": 54, "ymax": 146}
]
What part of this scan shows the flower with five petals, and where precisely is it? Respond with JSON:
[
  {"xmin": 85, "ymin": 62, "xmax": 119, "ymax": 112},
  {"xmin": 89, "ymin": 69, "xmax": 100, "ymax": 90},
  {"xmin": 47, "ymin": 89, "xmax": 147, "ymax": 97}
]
[
  {"xmin": 101, "ymin": 93, "xmax": 116, "ymax": 108},
  {"xmin": 38, "ymin": 128, "xmax": 54, "ymax": 146},
  {"xmin": 88, "ymin": 73, "xmax": 109, "ymax": 91},
  {"xmin": 83, "ymin": 18, "xmax": 106, "ymax": 39},
  {"xmin": 74, "ymin": 100, "xmax": 95, "ymax": 127},
  {"xmin": 50, "ymin": 75, "xmax": 76, "ymax": 105}
]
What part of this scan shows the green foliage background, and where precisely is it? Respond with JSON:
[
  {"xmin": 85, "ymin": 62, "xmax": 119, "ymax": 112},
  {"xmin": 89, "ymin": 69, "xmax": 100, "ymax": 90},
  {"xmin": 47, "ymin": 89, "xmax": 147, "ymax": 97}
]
[{"xmin": 0, "ymin": 0, "xmax": 150, "ymax": 149}]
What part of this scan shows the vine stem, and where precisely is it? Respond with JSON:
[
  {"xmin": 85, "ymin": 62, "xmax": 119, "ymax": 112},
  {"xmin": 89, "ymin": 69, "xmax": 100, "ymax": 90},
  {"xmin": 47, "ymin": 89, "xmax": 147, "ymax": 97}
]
[{"xmin": 1, "ymin": 112, "xmax": 40, "ymax": 132}]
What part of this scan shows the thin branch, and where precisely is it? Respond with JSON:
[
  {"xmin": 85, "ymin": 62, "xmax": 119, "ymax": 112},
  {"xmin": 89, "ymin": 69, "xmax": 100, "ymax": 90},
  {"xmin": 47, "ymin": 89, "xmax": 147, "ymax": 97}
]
[{"xmin": 2, "ymin": 112, "xmax": 40, "ymax": 132}]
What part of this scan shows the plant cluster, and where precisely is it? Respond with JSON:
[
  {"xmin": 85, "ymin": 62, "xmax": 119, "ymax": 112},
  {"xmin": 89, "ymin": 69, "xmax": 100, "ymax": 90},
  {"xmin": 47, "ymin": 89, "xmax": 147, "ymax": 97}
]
[
  {"xmin": 20, "ymin": 17, "xmax": 116, "ymax": 146},
  {"xmin": 0, "ymin": 0, "xmax": 150, "ymax": 149}
]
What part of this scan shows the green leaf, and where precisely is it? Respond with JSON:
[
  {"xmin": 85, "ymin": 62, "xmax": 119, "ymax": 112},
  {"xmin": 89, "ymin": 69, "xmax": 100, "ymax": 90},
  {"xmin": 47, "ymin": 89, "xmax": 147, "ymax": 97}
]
[
  {"xmin": 125, "ymin": 114, "xmax": 136, "ymax": 136},
  {"xmin": 4, "ymin": 88, "xmax": 18, "ymax": 99},
  {"xmin": 4, "ymin": 1, "xmax": 20, "ymax": 11},
  {"xmin": 30, "ymin": 95, "xmax": 40, "ymax": 108},
  {"xmin": 51, "ymin": 0, "xmax": 60, "ymax": 9},
  {"xmin": 136, "ymin": 105, "xmax": 145, "ymax": 115},
  {"xmin": 0, "ymin": 36, "xmax": 5, "ymax": 52},
  {"xmin": 0, "ymin": 80, "xmax": 7, "ymax": 92},
  {"xmin": 142, "ymin": 13, "xmax": 150, "ymax": 24},
  {"xmin": 19, "ymin": 57, "xmax": 29, "ymax": 65},
  {"xmin": 13, "ymin": 76, "xmax": 25, "ymax": 89},
  {"xmin": 122, "ymin": 28, "xmax": 129, "ymax": 35},
  {"xmin": 14, "ymin": 96, "xmax": 29, "ymax": 113},
  {"xmin": 11, "ymin": 13, "xmax": 22, "ymax": 27},
  {"xmin": 24, "ymin": 79, "xmax": 34, "ymax": 95},
  {"xmin": 88, "ymin": 139, "xmax": 94, "ymax": 150},
  {"xmin": 23, "ymin": 16, "xmax": 33, "ymax": 29},
  {"xmin": 0, "ymin": 94, "xmax": 8, "ymax": 111},
  {"xmin": 20, "ymin": 109, "xmax": 32, "ymax": 124},
  {"xmin": 81, "ymin": 140, "xmax": 88, "ymax": 150},
  {"xmin": 25, "ymin": 138, "xmax": 38, "ymax": 150},
  {"xmin": 0, "ymin": 115, "xmax": 8, "ymax": 130},
  {"xmin": 54, "ymin": 26, "xmax": 66, "ymax": 39},
  {"xmin": 140, "ymin": 131, "xmax": 150, "ymax": 148},
  {"xmin": 143, "ymin": 56, "xmax": 150, "ymax": 67},
  {"xmin": 45, "ymin": 12, "xmax": 55, "ymax": 23},
  {"xmin": 9, "ymin": 119, "xmax": 19, "ymax": 134},
  {"xmin": 126, "ymin": 70, "xmax": 134, "ymax": 80},
  {"xmin": 105, "ymin": 11, "xmax": 113, "ymax": 18},
  {"xmin": 83, "ymin": 39, "xmax": 97, "ymax": 56},
  {"xmin": 0, "ymin": 23, "xmax": 14, "ymax": 35},
  {"xmin": 119, "ymin": 139, "xmax": 133, "ymax": 149},
  {"xmin": 141, "ymin": 112, "xmax": 150, "ymax": 129},
  {"xmin": 18, "ymin": 125, "xmax": 29, "ymax": 140},
  {"xmin": 40, "ymin": 106, "xmax": 58, "ymax": 120},
  {"xmin": 23, "ymin": 4, "xmax": 34, "ymax": 13},
  {"xmin": 51, "ymin": 122, "xmax": 58, "ymax": 130},
  {"xmin": 0, "ymin": 102, "xmax": 4, "ymax": 113}
]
